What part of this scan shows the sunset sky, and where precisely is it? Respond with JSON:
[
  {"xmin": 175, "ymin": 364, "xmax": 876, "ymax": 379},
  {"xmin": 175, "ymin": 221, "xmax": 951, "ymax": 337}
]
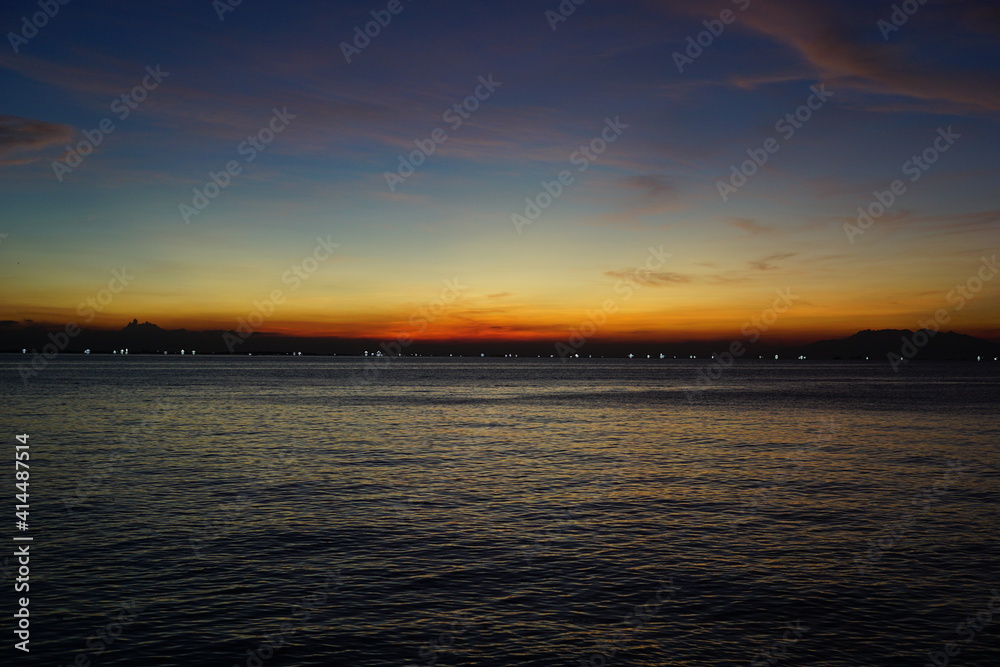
[{"xmin": 2, "ymin": 0, "xmax": 998, "ymax": 344}]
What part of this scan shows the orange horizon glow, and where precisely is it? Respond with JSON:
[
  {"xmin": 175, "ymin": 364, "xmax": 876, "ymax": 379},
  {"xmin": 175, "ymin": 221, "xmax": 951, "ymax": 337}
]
[{"xmin": 9, "ymin": 306, "xmax": 997, "ymax": 346}]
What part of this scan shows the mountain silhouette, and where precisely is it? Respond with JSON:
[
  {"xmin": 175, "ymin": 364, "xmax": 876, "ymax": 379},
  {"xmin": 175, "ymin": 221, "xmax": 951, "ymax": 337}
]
[{"xmin": 795, "ymin": 329, "xmax": 1000, "ymax": 360}]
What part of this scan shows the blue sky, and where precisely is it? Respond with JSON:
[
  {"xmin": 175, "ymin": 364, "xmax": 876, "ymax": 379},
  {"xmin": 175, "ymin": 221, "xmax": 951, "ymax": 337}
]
[{"xmin": 2, "ymin": 0, "xmax": 998, "ymax": 342}]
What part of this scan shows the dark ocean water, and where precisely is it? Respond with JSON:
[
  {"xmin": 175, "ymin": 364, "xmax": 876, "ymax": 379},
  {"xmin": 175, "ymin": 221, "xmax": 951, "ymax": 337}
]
[{"xmin": 2, "ymin": 355, "xmax": 999, "ymax": 666}]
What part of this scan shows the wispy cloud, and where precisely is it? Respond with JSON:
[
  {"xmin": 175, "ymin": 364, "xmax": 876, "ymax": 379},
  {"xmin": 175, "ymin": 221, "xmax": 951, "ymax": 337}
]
[
  {"xmin": 736, "ymin": 0, "xmax": 1000, "ymax": 115},
  {"xmin": 621, "ymin": 174, "xmax": 675, "ymax": 198},
  {"xmin": 727, "ymin": 218, "xmax": 773, "ymax": 235},
  {"xmin": 748, "ymin": 252, "xmax": 796, "ymax": 271},
  {"xmin": 0, "ymin": 115, "xmax": 73, "ymax": 166},
  {"xmin": 604, "ymin": 269, "xmax": 693, "ymax": 286}
]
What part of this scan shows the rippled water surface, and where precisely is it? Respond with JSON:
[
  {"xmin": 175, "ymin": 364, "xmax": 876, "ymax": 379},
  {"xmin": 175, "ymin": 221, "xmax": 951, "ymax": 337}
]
[{"xmin": 3, "ymin": 356, "xmax": 999, "ymax": 666}]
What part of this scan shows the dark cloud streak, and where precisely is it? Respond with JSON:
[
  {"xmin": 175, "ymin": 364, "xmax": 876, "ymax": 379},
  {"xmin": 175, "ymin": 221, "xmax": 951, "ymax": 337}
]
[{"xmin": 0, "ymin": 115, "xmax": 73, "ymax": 166}]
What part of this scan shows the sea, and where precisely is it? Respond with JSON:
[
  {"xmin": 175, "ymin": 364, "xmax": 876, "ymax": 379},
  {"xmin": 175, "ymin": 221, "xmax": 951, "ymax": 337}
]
[{"xmin": 2, "ymin": 355, "xmax": 998, "ymax": 666}]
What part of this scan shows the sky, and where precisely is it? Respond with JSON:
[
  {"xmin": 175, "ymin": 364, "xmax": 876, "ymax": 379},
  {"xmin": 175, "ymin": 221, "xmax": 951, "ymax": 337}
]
[{"xmin": 2, "ymin": 0, "xmax": 999, "ymax": 346}]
